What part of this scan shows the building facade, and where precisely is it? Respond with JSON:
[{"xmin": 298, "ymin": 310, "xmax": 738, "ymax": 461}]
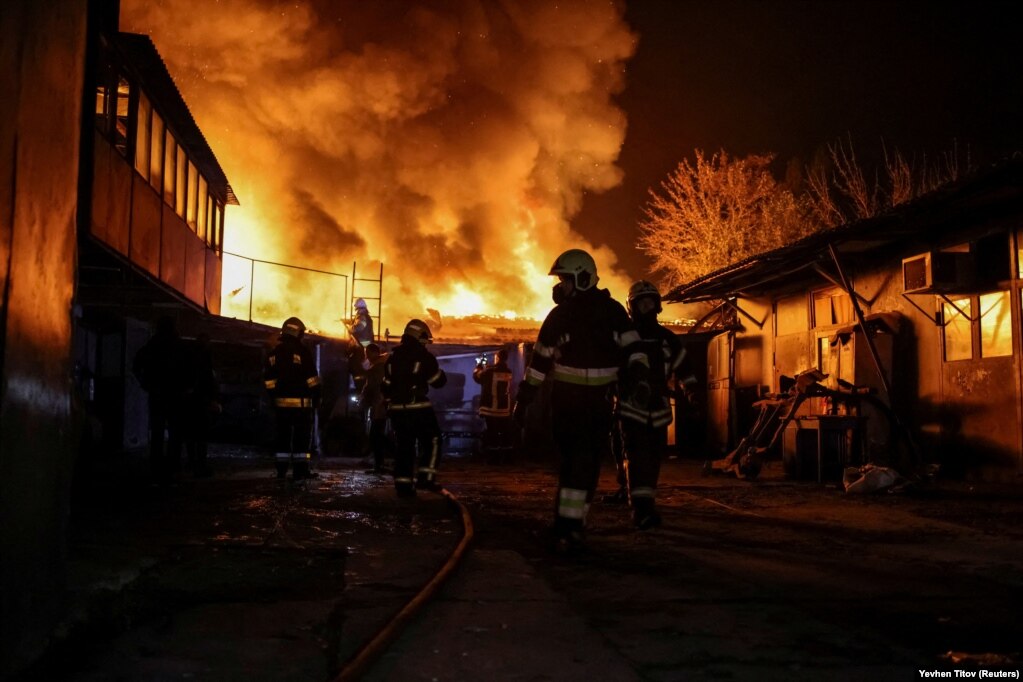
[{"xmin": 668, "ymin": 158, "xmax": 1023, "ymax": 482}]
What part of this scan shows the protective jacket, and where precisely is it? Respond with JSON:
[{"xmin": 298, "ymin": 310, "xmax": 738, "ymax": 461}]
[
  {"xmin": 263, "ymin": 335, "xmax": 321, "ymax": 409},
  {"xmin": 515, "ymin": 285, "xmax": 646, "ymax": 541},
  {"xmin": 360, "ymin": 354, "xmax": 388, "ymax": 420},
  {"xmin": 473, "ymin": 359, "xmax": 513, "ymax": 418},
  {"xmin": 350, "ymin": 310, "xmax": 374, "ymax": 347},
  {"xmin": 383, "ymin": 334, "xmax": 447, "ymax": 492},
  {"xmin": 382, "ymin": 334, "xmax": 447, "ymax": 410},
  {"xmin": 618, "ymin": 318, "xmax": 694, "ymax": 428},
  {"xmin": 521, "ymin": 286, "xmax": 646, "ymax": 391}
]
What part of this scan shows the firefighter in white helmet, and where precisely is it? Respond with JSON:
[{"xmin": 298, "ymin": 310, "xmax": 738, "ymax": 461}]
[
  {"xmin": 617, "ymin": 280, "xmax": 697, "ymax": 528},
  {"xmin": 382, "ymin": 318, "xmax": 447, "ymax": 497},
  {"xmin": 264, "ymin": 317, "xmax": 321, "ymax": 481},
  {"xmin": 513, "ymin": 249, "xmax": 648, "ymax": 552},
  {"xmin": 349, "ymin": 298, "xmax": 374, "ymax": 347}
]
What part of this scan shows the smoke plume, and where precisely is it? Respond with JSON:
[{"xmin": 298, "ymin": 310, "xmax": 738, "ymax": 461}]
[{"xmin": 121, "ymin": 0, "xmax": 636, "ymax": 336}]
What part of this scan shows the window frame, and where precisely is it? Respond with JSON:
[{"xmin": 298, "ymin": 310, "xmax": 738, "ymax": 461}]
[{"xmin": 941, "ymin": 290, "xmax": 1013, "ymax": 362}]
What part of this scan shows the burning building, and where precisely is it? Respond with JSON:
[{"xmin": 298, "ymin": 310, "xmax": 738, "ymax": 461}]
[{"xmin": 120, "ymin": 0, "xmax": 641, "ymax": 333}]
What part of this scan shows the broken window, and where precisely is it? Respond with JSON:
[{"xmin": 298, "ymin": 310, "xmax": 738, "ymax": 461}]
[
  {"xmin": 94, "ymin": 58, "xmax": 112, "ymax": 134},
  {"xmin": 811, "ymin": 287, "xmax": 853, "ymax": 328},
  {"xmin": 113, "ymin": 74, "xmax": 130, "ymax": 157}
]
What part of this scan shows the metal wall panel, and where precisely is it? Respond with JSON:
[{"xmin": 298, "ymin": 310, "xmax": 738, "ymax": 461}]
[
  {"xmin": 159, "ymin": 203, "xmax": 186, "ymax": 292},
  {"xmin": 184, "ymin": 230, "xmax": 206, "ymax": 306},
  {"xmin": 90, "ymin": 132, "xmax": 130, "ymax": 255},
  {"xmin": 205, "ymin": 250, "xmax": 222, "ymax": 314},
  {"xmin": 129, "ymin": 175, "xmax": 161, "ymax": 276}
]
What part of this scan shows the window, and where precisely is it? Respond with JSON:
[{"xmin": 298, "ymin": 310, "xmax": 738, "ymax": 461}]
[
  {"xmin": 213, "ymin": 201, "xmax": 223, "ymax": 252},
  {"xmin": 175, "ymin": 146, "xmax": 187, "ymax": 218},
  {"xmin": 205, "ymin": 195, "xmax": 213, "ymax": 246},
  {"xmin": 134, "ymin": 93, "xmax": 151, "ymax": 180},
  {"xmin": 149, "ymin": 111, "xmax": 164, "ymax": 192},
  {"xmin": 186, "ymin": 161, "xmax": 198, "ymax": 229},
  {"xmin": 94, "ymin": 60, "xmax": 111, "ymax": 134},
  {"xmin": 113, "ymin": 74, "xmax": 130, "ymax": 157},
  {"xmin": 163, "ymin": 132, "xmax": 176, "ymax": 206},
  {"xmin": 942, "ymin": 297, "xmax": 973, "ymax": 362},
  {"xmin": 812, "ymin": 287, "xmax": 853, "ymax": 328},
  {"xmin": 197, "ymin": 177, "xmax": 208, "ymax": 241},
  {"xmin": 942, "ymin": 291, "xmax": 1013, "ymax": 361},
  {"xmin": 980, "ymin": 291, "xmax": 1012, "ymax": 358}
]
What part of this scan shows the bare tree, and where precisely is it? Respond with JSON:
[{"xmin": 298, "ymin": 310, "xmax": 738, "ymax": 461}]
[
  {"xmin": 638, "ymin": 150, "xmax": 818, "ymax": 288},
  {"xmin": 644, "ymin": 142, "xmax": 976, "ymax": 289},
  {"xmin": 806, "ymin": 137, "xmax": 972, "ymax": 227}
]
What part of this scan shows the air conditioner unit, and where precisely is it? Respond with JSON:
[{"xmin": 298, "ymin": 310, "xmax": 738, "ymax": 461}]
[{"xmin": 902, "ymin": 250, "xmax": 973, "ymax": 294}]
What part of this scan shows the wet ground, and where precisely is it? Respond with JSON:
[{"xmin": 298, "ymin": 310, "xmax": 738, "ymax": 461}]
[{"xmin": 23, "ymin": 449, "xmax": 1023, "ymax": 681}]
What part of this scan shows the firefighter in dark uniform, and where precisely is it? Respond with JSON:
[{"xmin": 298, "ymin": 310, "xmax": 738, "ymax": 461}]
[
  {"xmin": 618, "ymin": 281, "xmax": 697, "ymax": 529},
  {"xmin": 382, "ymin": 319, "xmax": 447, "ymax": 497},
  {"xmin": 472, "ymin": 347, "xmax": 515, "ymax": 460},
  {"xmin": 513, "ymin": 249, "xmax": 647, "ymax": 551},
  {"xmin": 264, "ymin": 317, "xmax": 321, "ymax": 481}
]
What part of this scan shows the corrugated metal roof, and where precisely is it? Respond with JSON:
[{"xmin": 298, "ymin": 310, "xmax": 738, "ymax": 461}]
[
  {"xmin": 664, "ymin": 155, "xmax": 1023, "ymax": 302},
  {"xmin": 113, "ymin": 32, "xmax": 239, "ymax": 206}
]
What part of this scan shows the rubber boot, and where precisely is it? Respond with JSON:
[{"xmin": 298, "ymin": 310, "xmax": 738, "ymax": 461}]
[{"xmin": 632, "ymin": 497, "xmax": 662, "ymax": 530}]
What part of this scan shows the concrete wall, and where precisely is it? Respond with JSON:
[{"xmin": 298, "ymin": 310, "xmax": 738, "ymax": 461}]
[{"xmin": 0, "ymin": 0, "xmax": 87, "ymax": 676}]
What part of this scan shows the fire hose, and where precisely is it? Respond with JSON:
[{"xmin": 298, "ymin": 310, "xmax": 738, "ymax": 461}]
[{"xmin": 331, "ymin": 487, "xmax": 474, "ymax": 681}]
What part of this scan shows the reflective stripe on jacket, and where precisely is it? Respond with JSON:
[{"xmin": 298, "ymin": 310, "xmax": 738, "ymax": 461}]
[
  {"xmin": 523, "ymin": 287, "xmax": 645, "ymax": 389},
  {"xmin": 383, "ymin": 334, "xmax": 447, "ymax": 411}
]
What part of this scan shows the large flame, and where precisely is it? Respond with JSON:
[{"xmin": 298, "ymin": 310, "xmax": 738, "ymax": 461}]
[{"xmin": 122, "ymin": 0, "xmax": 637, "ymax": 337}]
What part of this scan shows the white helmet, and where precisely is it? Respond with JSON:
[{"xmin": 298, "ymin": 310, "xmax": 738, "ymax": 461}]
[
  {"xmin": 549, "ymin": 249, "xmax": 598, "ymax": 291},
  {"xmin": 354, "ymin": 298, "xmax": 368, "ymax": 312}
]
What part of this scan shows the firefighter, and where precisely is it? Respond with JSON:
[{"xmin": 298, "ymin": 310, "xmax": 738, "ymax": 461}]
[
  {"xmin": 360, "ymin": 343, "xmax": 393, "ymax": 473},
  {"xmin": 264, "ymin": 317, "xmax": 321, "ymax": 481},
  {"xmin": 349, "ymin": 298, "xmax": 375, "ymax": 347},
  {"xmin": 472, "ymin": 347, "xmax": 515, "ymax": 460},
  {"xmin": 618, "ymin": 280, "xmax": 697, "ymax": 529},
  {"xmin": 347, "ymin": 298, "xmax": 375, "ymax": 398},
  {"xmin": 382, "ymin": 318, "xmax": 447, "ymax": 497},
  {"xmin": 132, "ymin": 316, "xmax": 188, "ymax": 485},
  {"xmin": 513, "ymin": 249, "xmax": 647, "ymax": 552}
]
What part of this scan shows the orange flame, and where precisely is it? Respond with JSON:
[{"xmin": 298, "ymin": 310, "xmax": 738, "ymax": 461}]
[{"xmin": 122, "ymin": 1, "xmax": 638, "ymax": 337}]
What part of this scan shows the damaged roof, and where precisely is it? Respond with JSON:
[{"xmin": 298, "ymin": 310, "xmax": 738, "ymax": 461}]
[{"xmin": 664, "ymin": 155, "xmax": 1023, "ymax": 303}]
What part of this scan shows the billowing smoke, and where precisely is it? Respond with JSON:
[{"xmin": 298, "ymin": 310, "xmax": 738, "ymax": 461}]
[{"xmin": 122, "ymin": 0, "xmax": 636, "ymax": 337}]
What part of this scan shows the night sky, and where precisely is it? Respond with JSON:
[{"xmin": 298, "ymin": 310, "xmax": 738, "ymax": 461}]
[{"xmin": 585, "ymin": 0, "xmax": 1023, "ymax": 281}]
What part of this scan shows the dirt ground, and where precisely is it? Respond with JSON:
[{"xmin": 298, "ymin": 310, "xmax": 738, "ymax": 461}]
[
  {"xmin": 403, "ymin": 455, "xmax": 1023, "ymax": 681},
  {"xmin": 28, "ymin": 451, "xmax": 1023, "ymax": 681}
]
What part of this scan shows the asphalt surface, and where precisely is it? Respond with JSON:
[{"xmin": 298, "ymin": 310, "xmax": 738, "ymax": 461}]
[{"xmin": 19, "ymin": 447, "xmax": 1023, "ymax": 681}]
